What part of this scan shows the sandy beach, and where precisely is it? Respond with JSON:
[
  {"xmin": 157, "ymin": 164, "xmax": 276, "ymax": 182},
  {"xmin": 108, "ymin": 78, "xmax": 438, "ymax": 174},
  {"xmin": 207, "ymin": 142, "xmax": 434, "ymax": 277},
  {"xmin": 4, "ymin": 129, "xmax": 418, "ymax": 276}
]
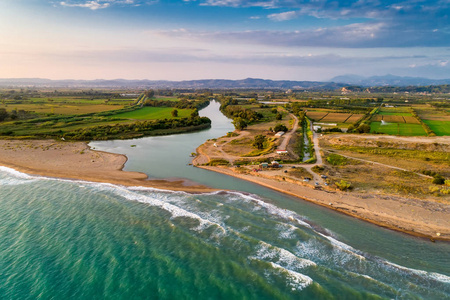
[
  {"xmin": 0, "ymin": 140, "xmax": 216, "ymax": 193},
  {"xmin": 197, "ymin": 165, "xmax": 450, "ymax": 241}
]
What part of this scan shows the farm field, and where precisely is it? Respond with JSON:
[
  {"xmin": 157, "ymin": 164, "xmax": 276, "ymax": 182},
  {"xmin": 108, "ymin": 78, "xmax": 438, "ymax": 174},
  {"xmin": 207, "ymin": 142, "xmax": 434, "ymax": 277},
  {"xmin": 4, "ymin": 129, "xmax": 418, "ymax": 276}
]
[
  {"xmin": 1, "ymin": 103, "xmax": 124, "ymax": 115},
  {"xmin": 112, "ymin": 107, "xmax": 194, "ymax": 120},
  {"xmin": 344, "ymin": 114, "xmax": 364, "ymax": 123},
  {"xmin": 415, "ymin": 106, "xmax": 450, "ymax": 121},
  {"xmin": 306, "ymin": 111, "xmax": 328, "ymax": 121},
  {"xmin": 370, "ymin": 122, "xmax": 427, "ymax": 136},
  {"xmin": 371, "ymin": 114, "xmax": 420, "ymax": 124},
  {"xmin": 307, "ymin": 111, "xmax": 364, "ymax": 124},
  {"xmin": 423, "ymin": 120, "xmax": 450, "ymax": 136}
]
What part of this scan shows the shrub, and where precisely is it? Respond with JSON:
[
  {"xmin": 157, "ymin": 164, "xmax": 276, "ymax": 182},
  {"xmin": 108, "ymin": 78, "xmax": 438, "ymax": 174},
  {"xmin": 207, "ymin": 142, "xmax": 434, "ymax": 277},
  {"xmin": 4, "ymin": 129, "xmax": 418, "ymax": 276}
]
[
  {"xmin": 274, "ymin": 124, "xmax": 288, "ymax": 132},
  {"xmin": 336, "ymin": 180, "xmax": 352, "ymax": 191},
  {"xmin": 432, "ymin": 175, "xmax": 445, "ymax": 185},
  {"xmin": 252, "ymin": 134, "xmax": 266, "ymax": 149},
  {"xmin": 326, "ymin": 154, "xmax": 347, "ymax": 166}
]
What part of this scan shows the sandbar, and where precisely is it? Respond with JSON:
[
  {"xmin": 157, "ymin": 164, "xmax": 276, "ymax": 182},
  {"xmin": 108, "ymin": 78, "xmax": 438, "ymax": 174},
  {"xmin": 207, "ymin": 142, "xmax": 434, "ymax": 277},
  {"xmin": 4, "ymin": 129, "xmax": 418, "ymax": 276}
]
[{"xmin": 0, "ymin": 140, "xmax": 216, "ymax": 193}]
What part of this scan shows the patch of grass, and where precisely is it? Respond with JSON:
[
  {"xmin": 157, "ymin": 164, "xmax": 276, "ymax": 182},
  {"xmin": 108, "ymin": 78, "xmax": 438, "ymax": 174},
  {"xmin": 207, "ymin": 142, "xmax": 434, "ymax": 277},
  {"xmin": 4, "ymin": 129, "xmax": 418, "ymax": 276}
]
[
  {"xmin": 112, "ymin": 107, "xmax": 193, "ymax": 120},
  {"xmin": 206, "ymin": 159, "xmax": 229, "ymax": 166},
  {"xmin": 326, "ymin": 154, "xmax": 347, "ymax": 166},
  {"xmin": 333, "ymin": 145, "xmax": 450, "ymax": 163}
]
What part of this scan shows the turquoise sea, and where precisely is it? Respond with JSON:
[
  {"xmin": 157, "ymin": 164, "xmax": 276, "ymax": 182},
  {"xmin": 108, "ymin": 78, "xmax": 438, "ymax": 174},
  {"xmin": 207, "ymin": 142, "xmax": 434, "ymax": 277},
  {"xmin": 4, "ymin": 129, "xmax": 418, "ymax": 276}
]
[{"xmin": 1, "ymin": 102, "xmax": 449, "ymax": 299}]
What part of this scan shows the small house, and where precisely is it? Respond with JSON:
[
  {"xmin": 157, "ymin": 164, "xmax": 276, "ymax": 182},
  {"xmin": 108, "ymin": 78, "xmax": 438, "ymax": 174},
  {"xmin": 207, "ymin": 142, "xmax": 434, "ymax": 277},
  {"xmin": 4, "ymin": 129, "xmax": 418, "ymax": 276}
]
[
  {"xmin": 275, "ymin": 131, "xmax": 285, "ymax": 137},
  {"xmin": 260, "ymin": 162, "xmax": 269, "ymax": 168},
  {"xmin": 276, "ymin": 149, "xmax": 288, "ymax": 154},
  {"xmin": 271, "ymin": 161, "xmax": 279, "ymax": 168}
]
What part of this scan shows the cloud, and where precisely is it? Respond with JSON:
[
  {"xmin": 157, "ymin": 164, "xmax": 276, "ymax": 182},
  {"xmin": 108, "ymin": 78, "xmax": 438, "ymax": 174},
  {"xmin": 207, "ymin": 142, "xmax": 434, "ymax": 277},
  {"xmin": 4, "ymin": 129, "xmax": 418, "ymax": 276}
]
[
  {"xmin": 59, "ymin": 0, "xmax": 153, "ymax": 10},
  {"xmin": 155, "ymin": 21, "xmax": 450, "ymax": 48},
  {"xmin": 267, "ymin": 11, "xmax": 298, "ymax": 21}
]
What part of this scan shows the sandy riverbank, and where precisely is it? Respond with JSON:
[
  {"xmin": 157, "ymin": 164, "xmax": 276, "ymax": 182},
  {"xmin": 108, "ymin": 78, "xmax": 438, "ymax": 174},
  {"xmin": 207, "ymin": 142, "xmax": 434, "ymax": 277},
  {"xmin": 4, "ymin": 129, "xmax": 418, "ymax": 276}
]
[
  {"xmin": 197, "ymin": 165, "xmax": 450, "ymax": 241},
  {"xmin": 0, "ymin": 140, "xmax": 216, "ymax": 193}
]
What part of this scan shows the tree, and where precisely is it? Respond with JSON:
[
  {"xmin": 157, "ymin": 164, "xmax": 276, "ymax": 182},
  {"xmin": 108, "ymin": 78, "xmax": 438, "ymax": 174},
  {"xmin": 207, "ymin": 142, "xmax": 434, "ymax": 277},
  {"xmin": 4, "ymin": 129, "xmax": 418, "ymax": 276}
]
[
  {"xmin": 171, "ymin": 109, "xmax": 178, "ymax": 117},
  {"xmin": 144, "ymin": 90, "xmax": 155, "ymax": 98},
  {"xmin": 274, "ymin": 123, "xmax": 288, "ymax": 132},
  {"xmin": 0, "ymin": 108, "xmax": 8, "ymax": 122},
  {"xmin": 190, "ymin": 109, "xmax": 199, "ymax": 118},
  {"xmin": 252, "ymin": 134, "xmax": 266, "ymax": 149},
  {"xmin": 275, "ymin": 113, "xmax": 282, "ymax": 120},
  {"xmin": 271, "ymin": 108, "xmax": 278, "ymax": 114},
  {"xmin": 232, "ymin": 117, "xmax": 247, "ymax": 130}
]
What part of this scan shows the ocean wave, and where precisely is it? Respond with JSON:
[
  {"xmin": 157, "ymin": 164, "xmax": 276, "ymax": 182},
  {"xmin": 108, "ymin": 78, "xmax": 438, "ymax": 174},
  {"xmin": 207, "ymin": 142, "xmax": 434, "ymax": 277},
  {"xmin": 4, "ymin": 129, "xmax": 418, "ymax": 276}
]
[
  {"xmin": 225, "ymin": 190, "xmax": 312, "ymax": 229},
  {"xmin": 317, "ymin": 232, "xmax": 366, "ymax": 261},
  {"xmin": 252, "ymin": 241, "xmax": 316, "ymax": 271},
  {"xmin": 95, "ymin": 184, "xmax": 227, "ymax": 233},
  {"xmin": 383, "ymin": 260, "xmax": 450, "ymax": 284},
  {"xmin": 269, "ymin": 262, "xmax": 314, "ymax": 291},
  {"xmin": 0, "ymin": 166, "xmax": 36, "ymax": 180}
]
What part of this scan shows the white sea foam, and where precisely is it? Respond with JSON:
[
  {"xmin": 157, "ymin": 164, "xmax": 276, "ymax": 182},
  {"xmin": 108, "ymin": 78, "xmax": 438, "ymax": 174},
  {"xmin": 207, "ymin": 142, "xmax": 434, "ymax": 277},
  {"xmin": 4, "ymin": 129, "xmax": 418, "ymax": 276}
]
[
  {"xmin": 318, "ymin": 232, "xmax": 366, "ymax": 261},
  {"xmin": 384, "ymin": 261, "xmax": 450, "ymax": 284},
  {"xmin": 276, "ymin": 223, "xmax": 298, "ymax": 239},
  {"xmin": 225, "ymin": 191, "xmax": 312, "ymax": 229},
  {"xmin": 252, "ymin": 241, "xmax": 316, "ymax": 271},
  {"xmin": 0, "ymin": 166, "xmax": 36, "ymax": 180},
  {"xmin": 97, "ymin": 184, "xmax": 226, "ymax": 232},
  {"xmin": 269, "ymin": 262, "xmax": 313, "ymax": 291}
]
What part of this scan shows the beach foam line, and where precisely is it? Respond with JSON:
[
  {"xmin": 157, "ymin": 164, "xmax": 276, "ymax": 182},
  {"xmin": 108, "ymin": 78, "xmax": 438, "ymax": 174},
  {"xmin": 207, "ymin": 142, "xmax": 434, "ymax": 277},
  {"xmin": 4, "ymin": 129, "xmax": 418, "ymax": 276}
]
[{"xmin": 0, "ymin": 166, "xmax": 37, "ymax": 180}]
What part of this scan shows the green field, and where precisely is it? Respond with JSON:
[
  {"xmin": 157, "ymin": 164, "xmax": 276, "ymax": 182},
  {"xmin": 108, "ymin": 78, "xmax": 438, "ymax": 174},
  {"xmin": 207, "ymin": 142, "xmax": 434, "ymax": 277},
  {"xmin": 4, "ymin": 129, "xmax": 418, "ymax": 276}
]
[
  {"xmin": 154, "ymin": 97, "xmax": 179, "ymax": 102},
  {"xmin": 423, "ymin": 120, "xmax": 450, "ymax": 136},
  {"xmin": 370, "ymin": 122, "xmax": 427, "ymax": 136},
  {"xmin": 113, "ymin": 107, "xmax": 193, "ymax": 120},
  {"xmin": 378, "ymin": 111, "xmax": 412, "ymax": 116}
]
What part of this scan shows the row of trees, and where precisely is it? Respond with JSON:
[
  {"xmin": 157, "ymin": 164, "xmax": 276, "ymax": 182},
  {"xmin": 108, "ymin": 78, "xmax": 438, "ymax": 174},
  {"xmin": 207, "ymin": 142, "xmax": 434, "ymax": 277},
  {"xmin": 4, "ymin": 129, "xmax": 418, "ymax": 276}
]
[{"xmin": 63, "ymin": 116, "xmax": 211, "ymax": 140}]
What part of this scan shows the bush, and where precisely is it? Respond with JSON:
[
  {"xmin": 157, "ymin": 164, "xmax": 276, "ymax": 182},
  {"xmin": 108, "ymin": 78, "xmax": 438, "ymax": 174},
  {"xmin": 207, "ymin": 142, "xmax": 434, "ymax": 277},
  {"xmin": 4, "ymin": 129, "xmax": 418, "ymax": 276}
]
[
  {"xmin": 274, "ymin": 124, "xmax": 288, "ymax": 132},
  {"xmin": 252, "ymin": 134, "xmax": 266, "ymax": 149},
  {"xmin": 433, "ymin": 175, "xmax": 445, "ymax": 185},
  {"xmin": 336, "ymin": 180, "xmax": 352, "ymax": 191}
]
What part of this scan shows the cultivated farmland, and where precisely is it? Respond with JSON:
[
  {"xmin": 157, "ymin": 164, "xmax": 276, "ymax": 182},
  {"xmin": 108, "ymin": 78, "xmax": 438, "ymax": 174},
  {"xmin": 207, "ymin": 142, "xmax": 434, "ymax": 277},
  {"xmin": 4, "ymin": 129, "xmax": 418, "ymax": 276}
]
[{"xmin": 370, "ymin": 122, "xmax": 427, "ymax": 136}]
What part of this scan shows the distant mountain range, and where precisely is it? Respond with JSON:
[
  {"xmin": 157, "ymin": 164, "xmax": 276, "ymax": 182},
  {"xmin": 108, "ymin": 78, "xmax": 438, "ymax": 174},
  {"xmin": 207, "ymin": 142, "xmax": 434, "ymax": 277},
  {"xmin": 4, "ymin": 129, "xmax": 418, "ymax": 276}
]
[
  {"xmin": 0, "ymin": 75, "xmax": 449, "ymax": 89},
  {"xmin": 330, "ymin": 74, "xmax": 450, "ymax": 87}
]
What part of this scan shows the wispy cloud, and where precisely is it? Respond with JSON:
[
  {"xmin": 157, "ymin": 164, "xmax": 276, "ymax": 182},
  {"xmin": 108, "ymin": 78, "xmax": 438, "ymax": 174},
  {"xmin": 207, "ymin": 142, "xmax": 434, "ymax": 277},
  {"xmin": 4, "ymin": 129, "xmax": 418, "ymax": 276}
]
[
  {"xmin": 59, "ymin": 0, "xmax": 153, "ymax": 10},
  {"xmin": 155, "ymin": 21, "xmax": 449, "ymax": 48}
]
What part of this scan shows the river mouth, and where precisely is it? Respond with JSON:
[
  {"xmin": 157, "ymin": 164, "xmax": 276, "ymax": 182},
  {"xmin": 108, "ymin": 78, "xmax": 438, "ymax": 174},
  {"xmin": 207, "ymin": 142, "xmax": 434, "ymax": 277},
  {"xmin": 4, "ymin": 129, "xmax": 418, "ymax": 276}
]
[{"xmin": 87, "ymin": 100, "xmax": 450, "ymax": 298}]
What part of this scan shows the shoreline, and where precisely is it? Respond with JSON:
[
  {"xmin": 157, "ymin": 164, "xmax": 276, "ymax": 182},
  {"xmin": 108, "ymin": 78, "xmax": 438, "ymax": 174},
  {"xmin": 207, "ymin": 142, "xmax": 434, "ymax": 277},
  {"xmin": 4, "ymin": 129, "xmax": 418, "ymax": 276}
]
[
  {"xmin": 197, "ymin": 165, "xmax": 450, "ymax": 241},
  {"xmin": 0, "ymin": 140, "xmax": 216, "ymax": 193},
  {"xmin": 1, "ymin": 139, "xmax": 449, "ymax": 241}
]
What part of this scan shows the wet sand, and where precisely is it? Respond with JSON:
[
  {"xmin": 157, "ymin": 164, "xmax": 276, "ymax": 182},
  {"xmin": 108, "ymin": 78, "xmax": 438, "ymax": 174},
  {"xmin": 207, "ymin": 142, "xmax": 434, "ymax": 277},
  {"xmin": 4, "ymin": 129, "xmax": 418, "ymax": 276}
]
[
  {"xmin": 197, "ymin": 165, "xmax": 450, "ymax": 241},
  {"xmin": 0, "ymin": 140, "xmax": 216, "ymax": 193}
]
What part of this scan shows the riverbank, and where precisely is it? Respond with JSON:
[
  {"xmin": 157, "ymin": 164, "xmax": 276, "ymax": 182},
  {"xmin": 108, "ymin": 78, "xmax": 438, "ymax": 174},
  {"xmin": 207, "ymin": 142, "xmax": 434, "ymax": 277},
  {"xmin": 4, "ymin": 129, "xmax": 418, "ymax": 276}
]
[
  {"xmin": 197, "ymin": 165, "xmax": 450, "ymax": 241},
  {"xmin": 0, "ymin": 140, "xmax": 216, "ymax": 193}
]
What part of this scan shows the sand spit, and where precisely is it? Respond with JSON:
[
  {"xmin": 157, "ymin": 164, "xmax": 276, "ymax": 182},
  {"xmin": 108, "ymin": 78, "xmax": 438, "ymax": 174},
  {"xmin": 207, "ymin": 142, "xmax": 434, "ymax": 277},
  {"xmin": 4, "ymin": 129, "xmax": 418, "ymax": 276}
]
[{"xmin": 0, "ymin": 140, "xmax": 216, "ymax": 193}]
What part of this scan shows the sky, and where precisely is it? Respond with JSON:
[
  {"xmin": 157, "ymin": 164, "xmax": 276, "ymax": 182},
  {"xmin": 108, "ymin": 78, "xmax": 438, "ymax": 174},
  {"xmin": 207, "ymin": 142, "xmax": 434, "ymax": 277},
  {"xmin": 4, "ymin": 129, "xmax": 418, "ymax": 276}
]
[{"xmin": 0, "ymin": 0, "xmax": 449, "ymax": 81}]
